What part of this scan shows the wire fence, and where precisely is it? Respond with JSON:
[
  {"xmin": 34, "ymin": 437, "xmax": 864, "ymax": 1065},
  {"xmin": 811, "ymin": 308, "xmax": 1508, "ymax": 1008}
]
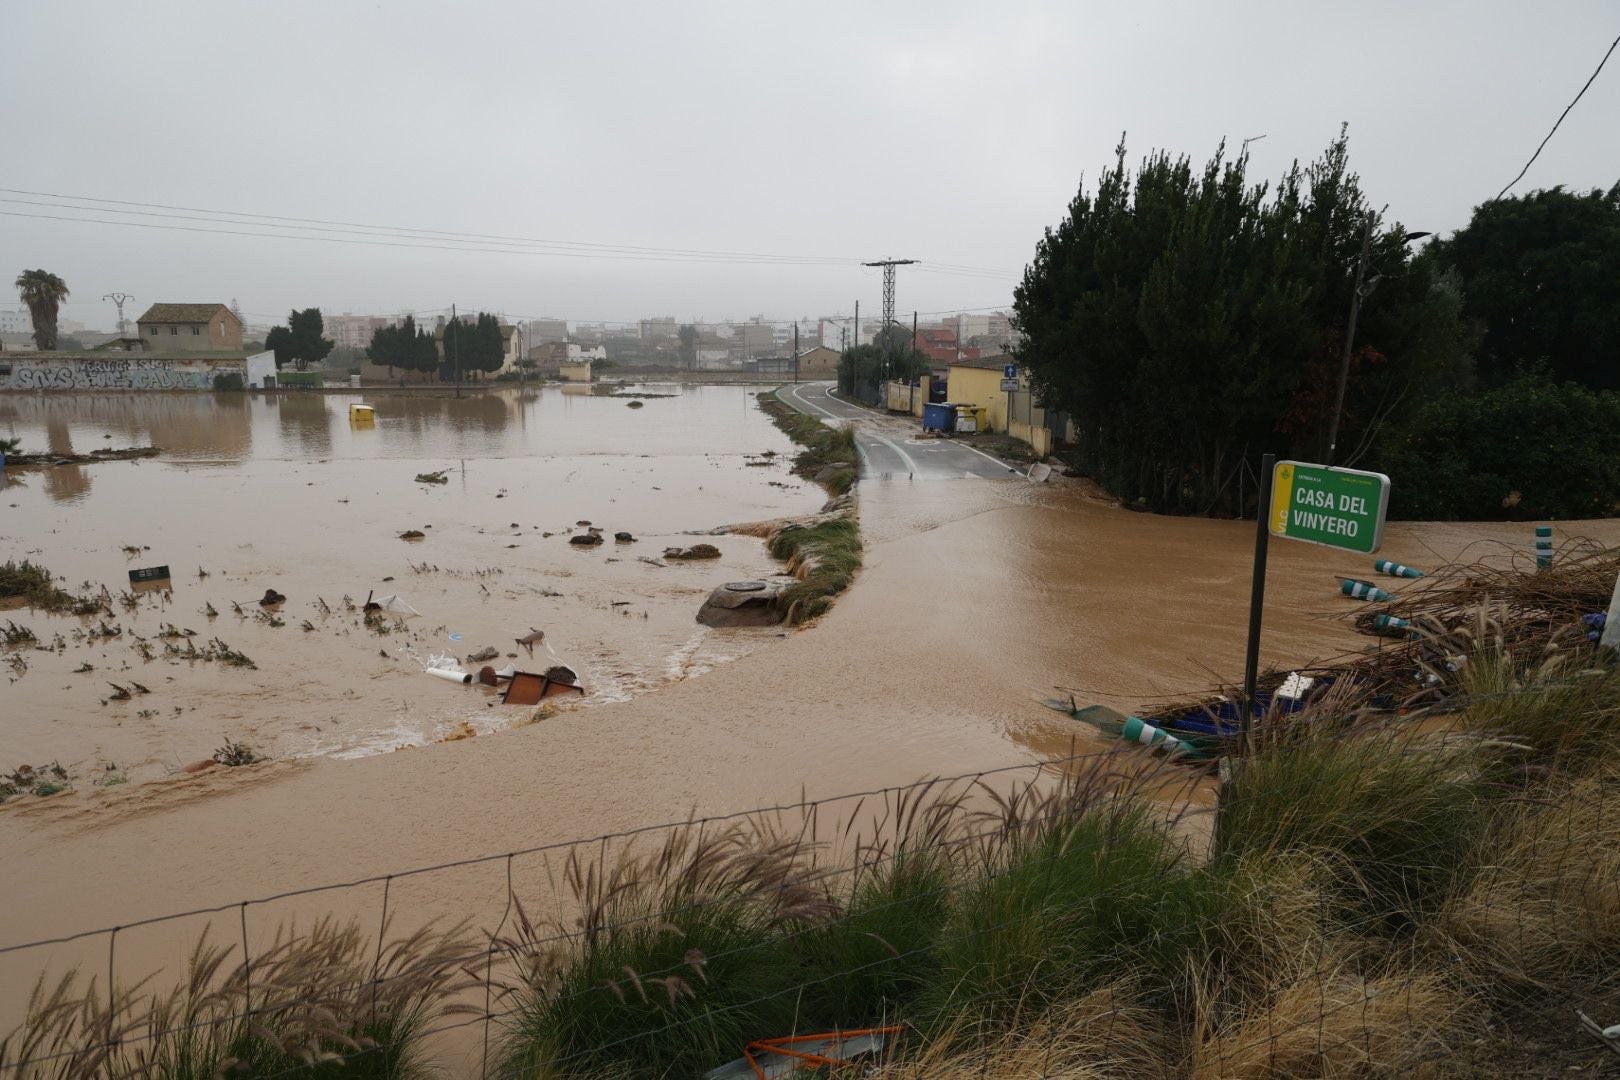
[{"xmin": 5, "ymin": 674, "xmax": 1620, "ymax": 1078}]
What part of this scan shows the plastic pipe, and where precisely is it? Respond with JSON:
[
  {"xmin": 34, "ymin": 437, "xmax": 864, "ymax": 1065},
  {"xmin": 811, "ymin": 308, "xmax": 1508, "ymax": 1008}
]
[
  {"xmin": 1341, "ymin": 579, "xmax": 1395, "ymax": 602},
  {"xmin": 1121, "ymin": 716, "xmax": 1203, "ymax": 758},
  {"xmin": 425, "ymin": 666, "xmax": 471, "ymax": 685}
]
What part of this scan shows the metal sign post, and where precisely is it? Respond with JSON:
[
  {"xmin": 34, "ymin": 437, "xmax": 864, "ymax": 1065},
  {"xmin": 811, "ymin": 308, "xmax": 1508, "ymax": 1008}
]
[
  {"xmin": 1001, "ymin": 364, "xmax": 1018, "ymax": 431},
  {"xmin": 1241, "ymin": 454, "xmax": 1275, "ymax": 750},
  {"xmin": 1242, "ymin": 457, "xmax": 1391, "ymax": 747}
]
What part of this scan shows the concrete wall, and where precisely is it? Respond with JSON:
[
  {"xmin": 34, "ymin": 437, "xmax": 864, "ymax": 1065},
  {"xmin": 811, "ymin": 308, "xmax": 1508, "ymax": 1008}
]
[
  {"xmin": 1009, "ymin": 416, "xmax": 1053, "ymax": 458},
  {"xmin": 0, "ymin": 354, "xmax": 264, "ymax": 391},
  {"xmin": 558, "ymin": 361, "xmax": 594, "ymax": 382}
]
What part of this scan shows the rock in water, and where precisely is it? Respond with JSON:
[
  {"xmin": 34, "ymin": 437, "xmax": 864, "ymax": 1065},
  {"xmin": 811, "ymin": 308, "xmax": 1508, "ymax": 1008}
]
[
  {"xmin": 615, "ymin": 531, "xmax": 635, "ymax": 543},
  {"xmin": 569, "ymin": 533, "xmax": 604, "ymax": 546},
  {"xmin": 664, "ymin": 543, "xmax": 721, "ymax": 560},
  {"xmin": 259, "ymin": 589, "xmax": 286, "ymax": 606},
  {"xmin": 696, "ymin": 581, "xmax": 785, "ymax": 627}
]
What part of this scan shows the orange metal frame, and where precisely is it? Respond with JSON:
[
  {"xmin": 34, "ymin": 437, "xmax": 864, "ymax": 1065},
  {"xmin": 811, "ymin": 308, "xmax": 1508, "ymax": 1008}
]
[{"xmin": 740, "ymin": 1026, "xmax": 903, "ymax": 1079}]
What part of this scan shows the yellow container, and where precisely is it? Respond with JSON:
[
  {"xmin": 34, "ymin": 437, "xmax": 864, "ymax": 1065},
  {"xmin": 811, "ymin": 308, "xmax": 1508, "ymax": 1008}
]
[
  {"xmin": 955, "ymin": 405, "xmax": 987, "ymax": 434},
  {"xmin": 348, "ymin": 403, "xmax": 376, "ymax": 423}
]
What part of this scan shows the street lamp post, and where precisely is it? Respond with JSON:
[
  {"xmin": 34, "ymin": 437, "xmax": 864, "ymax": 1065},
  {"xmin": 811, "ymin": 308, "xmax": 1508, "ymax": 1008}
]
[{"xmin": 1324, "ymin": 220, "xmax": 1430, "ymax": 467}]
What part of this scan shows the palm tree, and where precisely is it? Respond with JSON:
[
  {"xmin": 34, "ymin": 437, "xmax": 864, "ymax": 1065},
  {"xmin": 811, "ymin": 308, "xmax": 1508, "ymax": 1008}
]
[{"xmin": 14, "ymin": 269, "xmax": 70, "ymax": 351}]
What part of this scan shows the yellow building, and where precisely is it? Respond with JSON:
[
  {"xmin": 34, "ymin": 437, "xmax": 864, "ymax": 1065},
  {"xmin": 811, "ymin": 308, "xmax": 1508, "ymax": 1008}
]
[
  {"xmin": 944, "ymin": 356, "xmax": 1012, "ymax": 434},
  {"xmin": 558, "ymin": 359, "xmax": 594, "ymax": 383},
  {"xmin": 945, "ymin": 355, "xmax": 1054, "ymax": 457}
]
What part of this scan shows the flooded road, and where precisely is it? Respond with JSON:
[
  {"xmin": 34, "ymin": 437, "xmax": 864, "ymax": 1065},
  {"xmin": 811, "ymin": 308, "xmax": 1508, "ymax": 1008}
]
[
  {"xmin": 5, "ymin": 385, "xmax": 1619, "ymax": 1054},
  {"xmin": 1, "ymin": 386, "xmax": 826, "ymax": 779}
]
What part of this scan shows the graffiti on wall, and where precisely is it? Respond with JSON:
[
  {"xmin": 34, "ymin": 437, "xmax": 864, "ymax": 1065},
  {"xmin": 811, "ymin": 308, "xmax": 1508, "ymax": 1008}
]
[{"xmin": 1, "ymin": 358, "xmax": 228, "ymax": 391}]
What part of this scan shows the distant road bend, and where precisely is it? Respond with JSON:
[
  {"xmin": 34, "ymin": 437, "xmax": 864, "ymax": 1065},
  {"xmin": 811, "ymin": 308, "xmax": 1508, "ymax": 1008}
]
[{"xmin": 776, "ymin": 381, "xmax": 1017, "ymax": 481}]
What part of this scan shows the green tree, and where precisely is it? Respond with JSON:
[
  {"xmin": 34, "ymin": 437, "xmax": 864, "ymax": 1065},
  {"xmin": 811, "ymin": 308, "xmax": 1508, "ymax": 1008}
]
[
  {"xmin": 1013, "ymin": 130, "xmax": 1470, "ymax": 515},
  {"xmin": 413, "ymin": 320, "xmax": 439, "ymax": 375},
  {"xmin": 1430, "ymin": 185, "xmax": 1620, "ymax": 390},
  {"xmin": 14, "ymin": 269, "xmax": 69, "ymax": 351},
  {"xmin": 476, "ymin": 313, "xmax": 505, "ymax": 375},
  {"xmin": 678, "ymin": 324, "xmax": 698, "ymax": 369},
  {"xmin": 266, "ymin": 308, "xmax": 334, "ymax": 370},
  {"xmin": 368, "ymin": 315, "xmax": 440, "ymax": 376}
]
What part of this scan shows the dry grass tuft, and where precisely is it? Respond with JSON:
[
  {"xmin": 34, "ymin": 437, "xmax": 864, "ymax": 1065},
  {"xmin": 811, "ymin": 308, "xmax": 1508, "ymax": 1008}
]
[
  {"xmin": 1433, "ymin": 768, "xmax": 1620, "ymax": 994},
  {"xmin": 0, "ymin": 917, "xmax": 477, "ymax": 1079},
  {"xmin": 868, "ymin": 986, "xmax": 1172, "ymax": 1080},
  {"xmin": 1188, "ymin": 960, "xmax": 1464, "ymax": 1080}
]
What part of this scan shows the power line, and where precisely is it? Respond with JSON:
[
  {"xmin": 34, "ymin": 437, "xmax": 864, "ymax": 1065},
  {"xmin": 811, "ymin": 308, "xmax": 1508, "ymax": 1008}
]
[
  {"xmin": 0, "ymin": 185, "xmax": 1018, "ymax": 278},
  {"xmin": 0, "ymin": 186, "xmax": 854, "ymax": 264},
  {"xmin": 1493, "ymin": 30, "xmax": 1620, "ymax": 201}
]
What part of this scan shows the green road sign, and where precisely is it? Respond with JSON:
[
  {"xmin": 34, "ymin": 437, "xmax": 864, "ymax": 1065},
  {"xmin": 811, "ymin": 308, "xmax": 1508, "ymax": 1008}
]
[{"xmin": 1268, "ymin": 460, "xmax": 1390, "ymax": 554}]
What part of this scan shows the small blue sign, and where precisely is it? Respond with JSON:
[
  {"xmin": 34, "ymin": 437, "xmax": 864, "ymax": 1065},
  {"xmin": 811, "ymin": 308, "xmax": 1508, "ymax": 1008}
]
[{"xmin": 1003, "ymin": 363, "xmax": 1018, "ymax": 380}]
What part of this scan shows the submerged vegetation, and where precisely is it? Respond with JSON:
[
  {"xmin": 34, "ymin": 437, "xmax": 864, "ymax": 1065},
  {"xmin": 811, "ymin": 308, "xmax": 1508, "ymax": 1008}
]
[{"xmin": 0, "ymin": 559, "xmax": 98, "ymax": 615}]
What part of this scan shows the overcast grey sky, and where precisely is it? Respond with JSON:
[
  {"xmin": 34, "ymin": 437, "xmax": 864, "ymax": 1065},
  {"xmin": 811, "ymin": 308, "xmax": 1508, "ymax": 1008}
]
[{"xmin": 5, "ymin": 1, "xmax": 1618, "ymax": 330}]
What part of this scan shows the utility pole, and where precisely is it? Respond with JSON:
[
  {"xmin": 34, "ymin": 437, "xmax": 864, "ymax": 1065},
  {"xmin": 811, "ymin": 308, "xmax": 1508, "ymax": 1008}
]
[
  {"xmin": 852, "ymin": 300, "xmax": 859, "ymax": 395},
  {"xmin": 863, "ymin": 258, "xmax": 917, "ymax": 389},
  {"xmin": 793, "ymin": 323, "xmax": 799, "ymax": 384},
  {"xmin": 102, "ymin": 292, "xmax": 134, "ymax": 334},
  {"xmin": 451, "ymin": 303, "xmax": 461, "ymax": 400},
  {"xmin": 1326, "ymin": 214, "xmax": 1429, "ymax": 467}
]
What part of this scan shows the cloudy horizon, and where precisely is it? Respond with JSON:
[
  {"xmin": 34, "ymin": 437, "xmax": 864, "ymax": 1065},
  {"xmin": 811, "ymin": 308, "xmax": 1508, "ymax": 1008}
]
[{"xmin": 4, "ymin": 1, "xmax": 1618, "ymax": 332}]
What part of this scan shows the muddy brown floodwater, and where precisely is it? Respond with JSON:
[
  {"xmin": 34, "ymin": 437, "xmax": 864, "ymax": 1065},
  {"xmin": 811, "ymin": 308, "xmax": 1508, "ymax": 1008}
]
[
  {"xmin": 3, "ymin": 387, "xmax": 1618, "ymax": 1070},
  {"xmin": 1, "ymin": 386, "xmax": 827, "ymax": 778}
]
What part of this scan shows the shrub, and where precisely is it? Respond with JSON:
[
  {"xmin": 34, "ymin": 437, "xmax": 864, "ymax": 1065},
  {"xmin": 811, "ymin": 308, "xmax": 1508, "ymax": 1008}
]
[
  {"xmin": 1212, "ymin": 726, "xmax": 1490, "ymax": 927},
  {"xmin": 920, "ymin": 799, "xmax": 1202, "ymax": 1029},
  {"xmin": 1379, "ymin": 375, "xmax": 1620, "ymax": 520},
  {"xmin": 492, "ymin": 828, "xmax": 832, "ymax": 1079}
]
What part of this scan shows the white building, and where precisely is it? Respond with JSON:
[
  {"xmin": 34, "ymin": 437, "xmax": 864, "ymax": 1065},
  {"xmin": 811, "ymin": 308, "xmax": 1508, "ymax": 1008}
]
[{"xmin": 0, "ymin": 308, "xmax": 32, "ymax": 335}]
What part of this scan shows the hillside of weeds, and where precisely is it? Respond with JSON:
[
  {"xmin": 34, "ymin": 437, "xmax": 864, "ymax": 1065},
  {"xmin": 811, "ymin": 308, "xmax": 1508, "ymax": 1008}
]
[{"xmin": 7, "ymin": 552, "xmax": 1620, "ymax": 1078}]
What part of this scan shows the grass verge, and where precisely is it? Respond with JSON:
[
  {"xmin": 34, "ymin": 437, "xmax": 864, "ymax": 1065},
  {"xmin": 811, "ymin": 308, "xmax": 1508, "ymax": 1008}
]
[
  {"xmin": 756, "ymin": 392, "xmax": 858, "ymax": 496},
  {"xmin": 766, "ymin": 517, "xmax": 862, "ymax": 624}
]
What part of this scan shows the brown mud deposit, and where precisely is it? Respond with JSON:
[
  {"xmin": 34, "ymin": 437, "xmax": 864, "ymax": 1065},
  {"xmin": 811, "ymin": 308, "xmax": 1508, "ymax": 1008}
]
[{"xmin": 4, "ymin": 388, "xmax": 1619, "ymax": 1063}]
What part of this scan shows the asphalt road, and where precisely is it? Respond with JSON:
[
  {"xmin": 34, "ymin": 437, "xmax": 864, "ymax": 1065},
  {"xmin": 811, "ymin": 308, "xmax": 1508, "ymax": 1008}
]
[{"xmin": 776, "ymin": 381, "xmax": 1019, "ymax": 481}]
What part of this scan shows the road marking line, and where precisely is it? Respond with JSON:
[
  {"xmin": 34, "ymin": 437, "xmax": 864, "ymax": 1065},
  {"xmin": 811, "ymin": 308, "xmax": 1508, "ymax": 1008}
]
[
  {"xmin": 957, "ymin": 441, "xmax": 1018, "ymax": 473},
  {"xmin": 779, "ymin": 384, "xmax": 872, "ymax": 472},
  {"xmin": 783, "ymin": 383, "xmax": 838, "ymax": 421},
  {"xmin": 874, "ymin": 436, "xmax": 919, "ymax": 475}
]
